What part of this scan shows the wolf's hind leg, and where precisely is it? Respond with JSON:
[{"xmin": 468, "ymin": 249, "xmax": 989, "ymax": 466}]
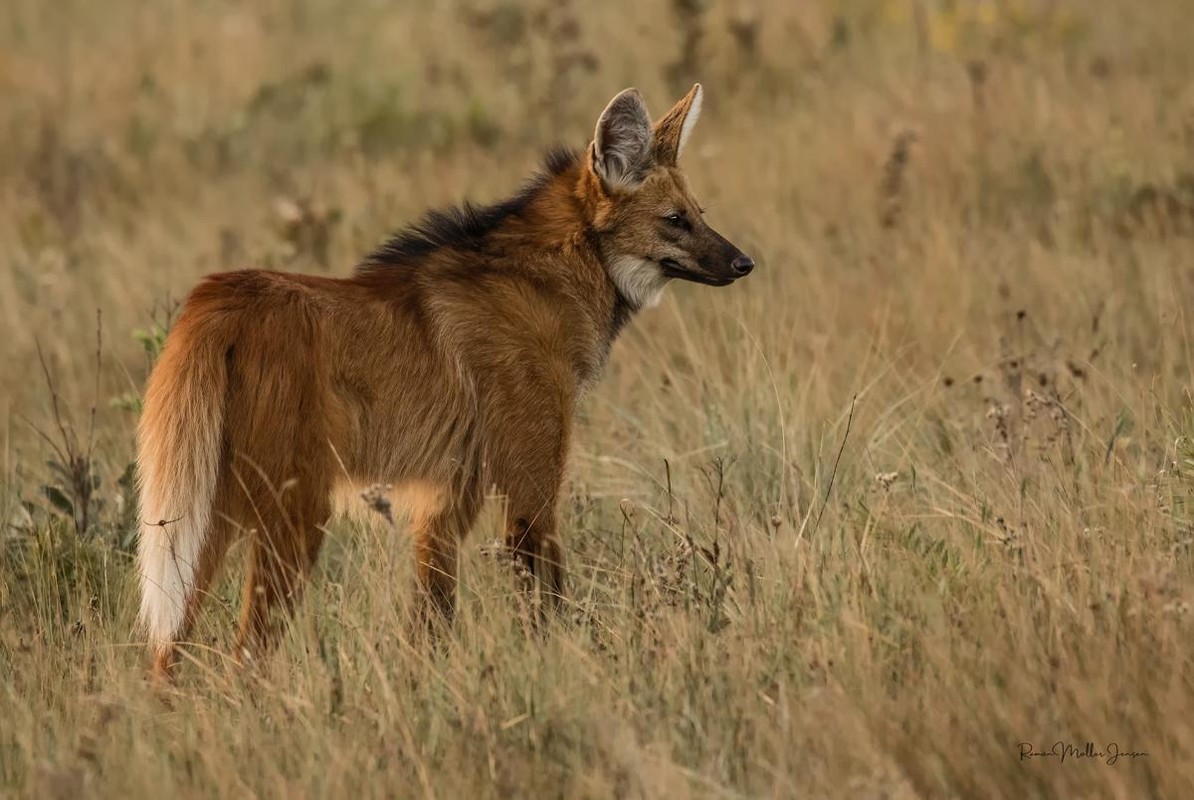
[{"xmin": 234, "ymin": 477, "xmax": 331, "ymax": 661}]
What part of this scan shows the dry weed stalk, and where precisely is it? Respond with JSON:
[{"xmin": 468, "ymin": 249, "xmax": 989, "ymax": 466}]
[
  {"xmin": 667, "ymin": 0, "xmax": 708, "ymax": 95},
  {"xmin": 879, "ymin": 129, "xmax": 918, "ymax": 229},
  {"xmin": 25, "ymin": 311, "xmax": 104, "ymax": 537}
]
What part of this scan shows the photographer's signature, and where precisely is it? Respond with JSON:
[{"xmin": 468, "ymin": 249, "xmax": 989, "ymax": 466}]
[{"xmin": 1019, "ymin": 741, "xmax": 1148, "ymax": 766}]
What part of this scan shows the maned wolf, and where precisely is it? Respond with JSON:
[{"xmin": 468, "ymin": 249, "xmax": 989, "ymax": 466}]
[{"xmin": 137, "ymin": 84, "xmax": 754, "ymax": 678}]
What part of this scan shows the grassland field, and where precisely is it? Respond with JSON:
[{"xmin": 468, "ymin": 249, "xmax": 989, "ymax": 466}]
[{"xmin": 3, "ymin": 1, "xmax": 1194, "ymax": 797}]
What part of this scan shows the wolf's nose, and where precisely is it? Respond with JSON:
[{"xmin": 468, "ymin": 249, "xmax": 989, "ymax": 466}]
[{"xmin": 731, "ymin": 255, "xmax": 755, "ymax": 276}]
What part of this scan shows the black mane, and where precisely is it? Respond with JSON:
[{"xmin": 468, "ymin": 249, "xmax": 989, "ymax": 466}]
[{"xmin": 358, "ymin": 146, "xmax": 580, "ymax": 271}]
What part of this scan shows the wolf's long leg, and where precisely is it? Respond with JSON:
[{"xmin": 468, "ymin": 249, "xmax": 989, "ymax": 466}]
[
  {"xmin": 487, "ymin": 398, "xmax": 571, "ymax": 611},
  {"xmin": 410, "ymin": 481, "xmax": 483, "ymax": 626},
  {"xmin": 234, "ymin": 471, "xmax": 331, "ymax": 660}
]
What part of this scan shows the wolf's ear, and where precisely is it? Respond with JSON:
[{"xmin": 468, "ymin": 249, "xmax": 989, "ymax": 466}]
[
  {"xmin": 653, "ymin": 83, "xmax": 703, "ymax": 166},
  {"xmin": 592, "ymin": 88, "xmax": 654, "ymax": 190}
]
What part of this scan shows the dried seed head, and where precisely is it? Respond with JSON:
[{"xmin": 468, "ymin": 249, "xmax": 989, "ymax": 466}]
[
  {"xmin": 879, "ymin": 127, "xmax": 919, "ymax": 229},
  {"xmin": 360, "ymin": 483, "xmax": 394, "ymax": 525}
]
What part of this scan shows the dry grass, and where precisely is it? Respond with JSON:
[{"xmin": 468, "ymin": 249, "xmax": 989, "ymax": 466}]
[{"xmin": 3, "ymin": 1, "xmax": 1194, "ymax": 797}]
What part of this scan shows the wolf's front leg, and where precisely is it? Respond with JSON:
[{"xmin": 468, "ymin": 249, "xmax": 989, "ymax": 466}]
[
  {"xmin": 486, "ymin": 388, "xmax": 572, "ymax": 613},
  {"xmin": 409, "ymin": 481, "xmax": 484, "ymax": 629}
]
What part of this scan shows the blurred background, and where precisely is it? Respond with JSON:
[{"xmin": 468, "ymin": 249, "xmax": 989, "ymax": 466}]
[
  {"xmin": 3, "ymin": 2, "xmax": 1194, "ymax": 797},
  {"xmin": 4, "ymin": 1, "xmax": 1191, "ymax": 406},
  {"xmin": 3, "ymin": 0, "xmax": 1193, "ymax": 380}
]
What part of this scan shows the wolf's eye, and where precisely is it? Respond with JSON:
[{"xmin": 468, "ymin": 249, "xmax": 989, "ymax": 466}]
[{"xmin": 664, "ymin": 212, "xmax": 691, "ymax": 231}]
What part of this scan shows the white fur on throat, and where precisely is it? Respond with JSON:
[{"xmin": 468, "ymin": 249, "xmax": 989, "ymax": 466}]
[
  {"xmin": 677, "ymin": 84, "xmax": 703, "ymax": 159},
  {"xmin": 609, "ymin": 256, "xmax": 669, "ymax": 310}
]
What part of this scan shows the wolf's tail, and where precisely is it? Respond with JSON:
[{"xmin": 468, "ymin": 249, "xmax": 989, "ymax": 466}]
[{"xmin": 136, "ymin": 318, "xmax": 228, "ymax": 659}]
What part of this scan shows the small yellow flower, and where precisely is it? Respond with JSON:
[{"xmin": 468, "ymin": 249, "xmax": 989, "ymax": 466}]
[{"xmin": 929, "ymin": 8, "xmax": 959, "ymax": 53}]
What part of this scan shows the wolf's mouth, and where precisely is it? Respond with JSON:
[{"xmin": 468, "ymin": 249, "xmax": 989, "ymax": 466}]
[{"xmin": 658, "ymin": 258, "xmax": 735, "ymax": 287}]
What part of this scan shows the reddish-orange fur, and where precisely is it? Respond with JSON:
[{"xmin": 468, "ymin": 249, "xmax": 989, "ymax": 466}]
[{"xmin": 136, "ymin": 84, "xmax": 752, "ymax": 679}]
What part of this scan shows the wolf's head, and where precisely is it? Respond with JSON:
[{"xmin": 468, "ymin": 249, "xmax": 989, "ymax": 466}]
[{"xmin": 583, "ymin": 84, "xmax": 753, "ymax": 310}]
